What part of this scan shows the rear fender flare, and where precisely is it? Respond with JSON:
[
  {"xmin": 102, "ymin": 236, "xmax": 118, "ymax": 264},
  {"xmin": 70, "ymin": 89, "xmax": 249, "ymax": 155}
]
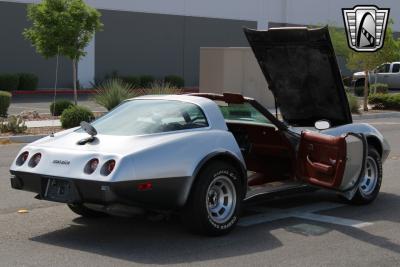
[{"xmin": 181, "ymin": 152, "xmax": 247, "ymax": 206}]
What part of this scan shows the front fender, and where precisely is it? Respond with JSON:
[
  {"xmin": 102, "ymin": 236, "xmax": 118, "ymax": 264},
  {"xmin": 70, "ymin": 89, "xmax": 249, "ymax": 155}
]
[{"xmin": 322, "ymin": 123, "xmax": 390, "ymax": 162}]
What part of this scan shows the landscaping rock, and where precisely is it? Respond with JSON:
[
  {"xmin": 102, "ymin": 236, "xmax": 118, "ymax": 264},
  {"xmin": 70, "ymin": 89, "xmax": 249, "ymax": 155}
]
[{"xmin": 19, "ymin": 110, "xmax": 40, "ymax": 120}]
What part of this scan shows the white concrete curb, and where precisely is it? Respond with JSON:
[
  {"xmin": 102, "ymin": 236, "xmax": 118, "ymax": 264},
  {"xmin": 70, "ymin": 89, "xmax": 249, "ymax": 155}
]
[{"xmin": 25, "ymin": 120, "xmax": 61, "ymax": 128}]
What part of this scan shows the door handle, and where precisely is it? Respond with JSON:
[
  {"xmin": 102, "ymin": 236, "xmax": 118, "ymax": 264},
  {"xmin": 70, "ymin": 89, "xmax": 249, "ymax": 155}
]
[{"xmin": 306, "ymin": 155, "xmax": 333, "ymax": 175}]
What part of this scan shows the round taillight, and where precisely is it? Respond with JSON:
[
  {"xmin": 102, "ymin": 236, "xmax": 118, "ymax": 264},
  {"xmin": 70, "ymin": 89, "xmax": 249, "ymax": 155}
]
[
  {"xmin": 101, "ymin": 160, "xmax": 116, "ymax": 176},
  {"xmin": 16, "ymin": 151, "xmax": 29, "ymax": 166},
  {"xmin": 84, "ymin": 158, "xmax": 99, "ymax": 174},
  {"xmin": 28, "ymin": 153, "xmax": 42, "ymax": 168}
]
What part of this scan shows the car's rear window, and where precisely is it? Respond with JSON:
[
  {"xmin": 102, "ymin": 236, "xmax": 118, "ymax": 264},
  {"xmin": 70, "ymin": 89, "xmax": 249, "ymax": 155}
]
[{"xmin": 83, "ymin": 99, "xmax": 208, "ymax": 136}]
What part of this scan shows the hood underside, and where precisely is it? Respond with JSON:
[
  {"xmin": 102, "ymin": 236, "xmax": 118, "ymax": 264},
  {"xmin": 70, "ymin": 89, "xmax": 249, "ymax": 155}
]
[{"xmin": 244, "ymin": 27, "xmax": 352, "ymax": 127}]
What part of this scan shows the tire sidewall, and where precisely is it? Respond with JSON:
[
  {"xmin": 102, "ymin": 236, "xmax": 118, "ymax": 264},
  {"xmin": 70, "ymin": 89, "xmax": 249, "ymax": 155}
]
[
  {"xmin": 355, "ymin": 148, "xmax": 382, "ymax": 203},
  {"xmin": 186, "ymin": 161, "xmax": 243, "ymax": 235},
  {"xmin": 204, "ymin": 169, "xmax": 241, "ymax": 232}
]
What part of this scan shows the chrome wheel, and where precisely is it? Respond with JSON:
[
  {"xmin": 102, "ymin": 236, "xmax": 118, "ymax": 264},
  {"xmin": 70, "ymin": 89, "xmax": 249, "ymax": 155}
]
[
  {"xmin": 206, "ymin": 176, "xmax": 237, "ymax": 224},
  {"xmin": 359, "ymin": 156, "xmax": 378, "ymax": 196}
]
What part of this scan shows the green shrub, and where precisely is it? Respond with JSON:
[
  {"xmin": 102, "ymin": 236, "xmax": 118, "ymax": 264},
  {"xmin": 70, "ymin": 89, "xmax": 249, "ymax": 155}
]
[
  {"xmin": 0, "ymin": 91, "xmax": 12, "ymax": 117},
  {"xmin": 354, "ymin": 86, "xmax": 366, "ymax": 97},
  {"xmin": 164, "ymin": 75, "xmax": 184, "ymax": 88},
  {"xmin": 139, "ymin": 75, "xmax": 155, "ymax": 88},
  {"xmin": 342, "ymin": 76, "xmax": 353, "ymax": 87},
  {"xmin": 121, "ymin": 76, "xmax": 140, "ymax": 88},
  {"xmin": 368, "ymin": 93, "xmax": 400, "ymax": 110},
  {"xmin": 50, "ymin": 99, "xmax": 74, "ymax": 116},
  {"xmin": 94, "ymin": 79, "xmax": 135, "ymax": 111},
  {"xmin": 17, "ymin": 73, "xmax": 39, "ymax": 90},
  {"xmin": 347, "ymin": 93, "xmax": 360, "ymax": 114},
  {"xmin": 344, "ymin": 86, "xmax": 352, "ymax": 94},
  {"xmin": 0, "ymin": 115, "xmax": 27, "ymax": 134},
  {"xmin": 369, "ymin": 83, "xmax": 388, "ymax": 94},
  {"xmin": 0, "ymin": 74, "xmax": 19, "ymax": 92},
  {"xmin": 60, "ymin": 105, "xmax": 95, "ymax": 129}
]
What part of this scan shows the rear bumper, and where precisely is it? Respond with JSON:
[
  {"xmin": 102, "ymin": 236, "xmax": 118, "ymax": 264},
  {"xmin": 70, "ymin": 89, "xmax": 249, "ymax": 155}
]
[{"xmin": 10, "ymin": 171, "xmax": 191, "ymax": 210}]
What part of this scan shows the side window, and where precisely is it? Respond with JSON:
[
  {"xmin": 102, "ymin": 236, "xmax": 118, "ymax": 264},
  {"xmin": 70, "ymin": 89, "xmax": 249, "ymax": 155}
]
[
  {"xmin": 392, "ymin": 64, "xmax": 400, "ymax": 73},
  {"xmin": 185, "ymin": 104, "xmax": 208, "ymax": 125},
  {"xmin": 159, "ymin": 103, "xmax": 209, "ymax": 128},
  {"xmin": 384, "ymin": 64, "xmax": 390, "ymax": 73},
  {"xmin": 376, "ymin": 64, "xmax": 390, "ymax": 73},
  {"xmin": 218, "ymin": 102, "xmax": 271, "ymax": 124}
]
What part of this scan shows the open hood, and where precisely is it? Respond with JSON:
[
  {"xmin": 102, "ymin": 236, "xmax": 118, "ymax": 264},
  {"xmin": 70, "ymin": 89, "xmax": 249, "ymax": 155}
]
[{"xmin": 244, "ymin": 27, "xmax": 352, "ymax": 127}]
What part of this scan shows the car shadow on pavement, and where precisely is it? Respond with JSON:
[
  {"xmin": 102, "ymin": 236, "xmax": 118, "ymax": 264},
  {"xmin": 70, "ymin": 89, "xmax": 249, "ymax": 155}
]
[
  {"xmin": 310, "ymin": 191, "xmax": 400, "ymax": 254},
  {"xmin": 30, "ymin": 191, "xmax": 400, "ymax": 264},
  {"xmin": 30, "ymin": 214, "xmax": 283, "ymax": 265}
]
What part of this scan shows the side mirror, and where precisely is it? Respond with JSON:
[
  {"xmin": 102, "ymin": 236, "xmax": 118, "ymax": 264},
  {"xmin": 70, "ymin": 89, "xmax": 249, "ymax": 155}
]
[{"xmin": 315, "ymin": 120, "xmax": 331, "ymax": 130}]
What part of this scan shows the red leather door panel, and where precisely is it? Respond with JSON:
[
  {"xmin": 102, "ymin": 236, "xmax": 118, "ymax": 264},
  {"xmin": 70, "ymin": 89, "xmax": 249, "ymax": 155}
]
[{"xmin": 297, "ymin": 131, "xmax": 347, "ymax": 189}]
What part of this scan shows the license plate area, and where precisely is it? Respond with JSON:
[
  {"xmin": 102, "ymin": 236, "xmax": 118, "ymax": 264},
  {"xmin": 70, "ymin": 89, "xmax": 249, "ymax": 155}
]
[{"xmin": 44, "ymin": 178, "xmax": 81, "ymax": 203}]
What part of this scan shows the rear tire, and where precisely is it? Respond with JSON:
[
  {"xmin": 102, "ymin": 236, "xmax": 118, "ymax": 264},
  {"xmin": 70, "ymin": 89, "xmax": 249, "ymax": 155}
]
[
  {"xmin": 182, "ymin": 160, "xmax": 243, "ymax": 236},
  {"xmin": 350, "ymin": 147, "xmax": 382, "ymax": 205},
  {"xmin": 68, "ymin": 203, "xmax": 108, "ymax": 218}
]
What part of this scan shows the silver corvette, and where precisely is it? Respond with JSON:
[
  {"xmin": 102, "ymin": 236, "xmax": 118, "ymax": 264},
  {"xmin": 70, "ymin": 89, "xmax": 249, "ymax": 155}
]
[{"xmin": 10, "ymin": 27, "xmax": 390, "ymax": 236}]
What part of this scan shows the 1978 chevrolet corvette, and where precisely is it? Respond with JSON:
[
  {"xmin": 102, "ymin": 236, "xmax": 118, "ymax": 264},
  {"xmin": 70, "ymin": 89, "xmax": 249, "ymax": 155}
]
[{"xmin": 10, "ymin": 27, "xmax": 390, "ymax": 235}]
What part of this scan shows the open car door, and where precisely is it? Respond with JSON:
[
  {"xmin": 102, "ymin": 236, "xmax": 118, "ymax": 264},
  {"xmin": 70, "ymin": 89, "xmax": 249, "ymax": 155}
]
[{"xmin": 297, "ymin": 131, "xmax": 367, "ymax": 192}]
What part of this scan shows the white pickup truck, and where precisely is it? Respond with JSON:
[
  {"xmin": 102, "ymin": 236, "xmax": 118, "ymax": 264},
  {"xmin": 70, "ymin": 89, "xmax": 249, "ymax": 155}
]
[{"xmin": 352, "ymin": 62, "xmax": 400, "ymax": 89}]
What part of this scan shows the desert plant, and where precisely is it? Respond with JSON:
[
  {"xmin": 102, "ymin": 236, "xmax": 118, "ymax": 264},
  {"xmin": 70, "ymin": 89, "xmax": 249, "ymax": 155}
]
[
  {"xmin": 139, "ymin": 75, "xmax": 155, "ymax": 88},
  {"xmin": 17, "ymin": 73, "xmax": 39, "ymax": 90},
  {"xmin": 347, "ymin": 93, "xmax": 360, "ymax": 114},
  {"xmin": 368, "ymin": 93, "xmax": 400, "ymax": 110},
  {"xmin": 94, "ymin": 79, "xmax": 135, "ymax": 111},
  {"xmin": 0, "ymin": 74, "xmax": 19, "ymax": 92},
  {"xmin": 135, "ymin": 81, "xmax": 183, "ymax": 96},
  {"xmin": 369, "ymin": 83, "xmax": 389, "ymax": 94},
  {"xmin": 0, "ymin": 91, "xmax": 12, "ymax": 117},
  {"xmin": 0, "ymin": 115, "xmax": 27, "ymax": 134},
  {"xmin": 164, "ymin": 75, "xmax": 184, "ymax": 88},
  {"xmin": 121, "ymin": 76, "xmax": 140, "ymax": 88},
  {"xmin": 104, "ymin": 70, "xmax": 119, "ymax": 81},
  {"xmin": 60, "ymin": 105, "xmax": 94, "ymax": 129},
  {"xmin": 50, "ymin": 99, "xmax": 74, "ymax": 116}
]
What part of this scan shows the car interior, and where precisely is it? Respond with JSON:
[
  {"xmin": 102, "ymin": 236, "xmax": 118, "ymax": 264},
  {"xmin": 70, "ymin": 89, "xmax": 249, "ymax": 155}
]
[{"xmin": 191, "ymin": 93, "xmax": 300, "ymax": 196}]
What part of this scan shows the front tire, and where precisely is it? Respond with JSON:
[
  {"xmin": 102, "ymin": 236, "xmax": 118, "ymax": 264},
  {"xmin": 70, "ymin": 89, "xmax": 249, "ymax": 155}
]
[
  {"xmin": 182, "ymin": 160, "xmax": 243, "ymax": 236},
  {"xmin": 350, "ymin": 147, "xmax": 382, "ymax": 205}
]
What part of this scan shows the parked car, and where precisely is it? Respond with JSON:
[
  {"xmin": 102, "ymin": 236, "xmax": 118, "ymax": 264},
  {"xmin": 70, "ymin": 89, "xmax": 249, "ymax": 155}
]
[
  {"xmin": 353, "ymin": 62, "xmax": 400, "ymax": 89},
  {"xmin": 10, "ymin": 27, "xmax": 390, "ymax": 236}
]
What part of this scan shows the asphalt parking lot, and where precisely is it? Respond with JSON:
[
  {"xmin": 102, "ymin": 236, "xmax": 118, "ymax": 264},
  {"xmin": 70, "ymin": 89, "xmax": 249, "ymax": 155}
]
[{"xmin": 0, "ymin": 118, "xmax": 400, "ymax": 267}]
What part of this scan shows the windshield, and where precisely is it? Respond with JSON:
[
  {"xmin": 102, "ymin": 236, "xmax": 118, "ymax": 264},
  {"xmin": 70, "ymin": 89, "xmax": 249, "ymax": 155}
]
[{"xmin": 83, "ymin": 99, "xmax": 208, "ymax": 136}]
